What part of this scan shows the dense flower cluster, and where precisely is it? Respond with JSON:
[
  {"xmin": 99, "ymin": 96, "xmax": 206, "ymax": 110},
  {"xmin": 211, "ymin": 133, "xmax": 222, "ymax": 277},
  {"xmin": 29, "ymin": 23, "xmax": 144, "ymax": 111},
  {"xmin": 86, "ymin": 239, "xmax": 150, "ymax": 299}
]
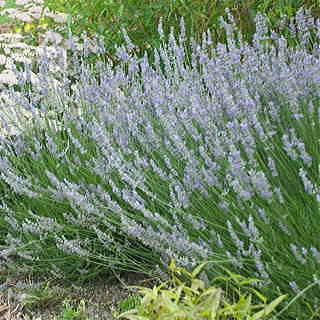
[{"xmin": 0, "ymin": 7, "xmax": 319, "ymax": 319}]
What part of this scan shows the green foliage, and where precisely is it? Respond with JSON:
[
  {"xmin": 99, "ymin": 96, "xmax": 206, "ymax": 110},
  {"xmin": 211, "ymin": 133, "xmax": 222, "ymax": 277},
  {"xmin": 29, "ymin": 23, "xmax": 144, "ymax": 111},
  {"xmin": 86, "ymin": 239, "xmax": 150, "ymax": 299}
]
[
  {"xmin": 57, "ymin": 299, "xmax": 90, "ymax": 320},
  {"xmin": 115, "ymin": 260, "xmax": 288, "ymax": 320},
  {"xmin": 41, "ymin": 0, "xmax": 320, "ymax": 61},
  {"xmin": 41, "ymin": 0, "xmax": 69, "ymax": 13},
  {"xmin": 117, "ymin": 295, "xmax": 142, "ymax": 315}
]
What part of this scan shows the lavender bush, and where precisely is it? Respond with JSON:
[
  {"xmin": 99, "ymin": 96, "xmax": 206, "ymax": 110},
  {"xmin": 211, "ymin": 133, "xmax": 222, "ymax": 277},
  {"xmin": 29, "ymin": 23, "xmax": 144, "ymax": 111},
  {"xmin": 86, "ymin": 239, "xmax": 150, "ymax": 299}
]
[{"xmin": 0, "ymin": 8, "xmax": 319, "ymax": 319}]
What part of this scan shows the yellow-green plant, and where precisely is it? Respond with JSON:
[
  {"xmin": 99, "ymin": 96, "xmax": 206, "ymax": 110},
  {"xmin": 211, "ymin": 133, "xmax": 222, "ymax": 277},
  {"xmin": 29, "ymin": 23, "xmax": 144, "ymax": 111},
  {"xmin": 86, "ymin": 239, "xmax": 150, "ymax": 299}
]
[{"xmin": 116, "ymin": 260, "xmax": 287, "ymax": 320}]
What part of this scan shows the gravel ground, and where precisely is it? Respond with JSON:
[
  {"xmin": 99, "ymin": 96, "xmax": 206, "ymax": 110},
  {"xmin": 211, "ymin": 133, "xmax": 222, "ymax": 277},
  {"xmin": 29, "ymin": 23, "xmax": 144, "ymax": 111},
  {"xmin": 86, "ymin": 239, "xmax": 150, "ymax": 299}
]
[{"xmin": 0, "ymin": 268, "xmax": 159, "ymax": 319}]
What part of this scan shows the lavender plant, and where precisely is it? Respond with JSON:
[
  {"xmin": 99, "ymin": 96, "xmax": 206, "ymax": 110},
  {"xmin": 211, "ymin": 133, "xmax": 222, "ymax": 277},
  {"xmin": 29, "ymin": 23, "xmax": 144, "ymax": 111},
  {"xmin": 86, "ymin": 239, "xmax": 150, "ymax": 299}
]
[{"xmin": 0, "ymin": 7, "xmax": 319, "ymax": 319}]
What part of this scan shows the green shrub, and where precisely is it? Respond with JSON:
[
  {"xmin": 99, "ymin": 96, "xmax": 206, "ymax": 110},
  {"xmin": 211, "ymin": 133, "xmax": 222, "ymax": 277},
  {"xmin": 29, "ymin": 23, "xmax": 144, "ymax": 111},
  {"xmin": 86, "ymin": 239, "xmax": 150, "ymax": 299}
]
[{"xmin": 42, "ymin": 0, "xmax": 320, "ymax": 62}]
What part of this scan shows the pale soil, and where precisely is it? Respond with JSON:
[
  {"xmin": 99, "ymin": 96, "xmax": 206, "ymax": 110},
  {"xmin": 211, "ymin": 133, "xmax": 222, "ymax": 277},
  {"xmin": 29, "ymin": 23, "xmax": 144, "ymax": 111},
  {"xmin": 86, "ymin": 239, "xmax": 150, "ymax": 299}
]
[{"xmin": 0, "ymin": 268, "xmax": 159, "ymax": 319}]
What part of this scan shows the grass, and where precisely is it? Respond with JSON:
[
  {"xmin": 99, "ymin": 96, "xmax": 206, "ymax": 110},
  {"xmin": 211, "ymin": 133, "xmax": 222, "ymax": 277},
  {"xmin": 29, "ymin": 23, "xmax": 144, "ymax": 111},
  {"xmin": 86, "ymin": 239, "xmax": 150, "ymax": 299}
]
[{"xmin": 0, "ymin": 0, "xmax": 320, "ymax": 319}]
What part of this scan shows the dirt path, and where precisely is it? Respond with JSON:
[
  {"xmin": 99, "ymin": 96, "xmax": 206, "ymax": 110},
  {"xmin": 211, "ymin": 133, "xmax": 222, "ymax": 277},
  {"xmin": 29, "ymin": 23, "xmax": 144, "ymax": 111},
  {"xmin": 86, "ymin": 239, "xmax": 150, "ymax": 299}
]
[{"xmin": 0, "ymin": 268, "xmax": 157, "ymax": 319}]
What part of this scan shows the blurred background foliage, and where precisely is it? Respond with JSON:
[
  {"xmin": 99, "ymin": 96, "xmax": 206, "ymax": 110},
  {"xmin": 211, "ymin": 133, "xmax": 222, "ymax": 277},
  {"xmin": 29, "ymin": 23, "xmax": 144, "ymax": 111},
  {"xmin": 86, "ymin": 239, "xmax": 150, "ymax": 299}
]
[{"xmin": 42, "ymin": 0, "xmax": 320, "ymax": 60}]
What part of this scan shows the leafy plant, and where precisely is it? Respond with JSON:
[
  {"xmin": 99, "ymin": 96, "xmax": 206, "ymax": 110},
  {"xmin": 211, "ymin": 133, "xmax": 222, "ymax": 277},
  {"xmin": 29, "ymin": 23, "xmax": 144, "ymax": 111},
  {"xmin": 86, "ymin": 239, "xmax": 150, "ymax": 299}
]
[
  {"xmin": 117, "ymin": 295, "xmax": 142, "ymax": 315},
  {"xmin": 57, "ymin": 299, "xmax": 90, "ymax": 320},
  {"xmin": 116, "ymin": 260, "xmax": 288, "ymax": 320}
]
